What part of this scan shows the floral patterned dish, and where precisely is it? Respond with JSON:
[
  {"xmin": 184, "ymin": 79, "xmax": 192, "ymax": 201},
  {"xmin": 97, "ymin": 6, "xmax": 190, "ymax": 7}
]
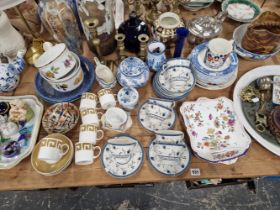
[
  {"xmin": 0, "ymin": 95, "xmax": 43, "ymax": 169},
  {"xmin": 101, "ymin": 134, "xmax": 144, "ymax": 178},
  {"xmin": 180, "ymin": 97, "xmax": 251, "ymax": 164}
]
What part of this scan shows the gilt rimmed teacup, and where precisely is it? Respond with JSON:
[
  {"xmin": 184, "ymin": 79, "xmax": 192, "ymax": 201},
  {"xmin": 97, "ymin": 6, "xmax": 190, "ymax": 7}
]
[
  {"xmin": 80, "ymin": 108, "xmax": 103, "ymax": 126},
  {"xmin": 38, "ymin": 137, "xmax": 69, "ymax": 164},
  {"xmin": 75, "ymin": 142, "xmax": 101, "ymax": 165},
  {"xmin": 80, "ymin": 92, "xmax": 100, "ymax": 110},
  {"xmin": 79, "ymin": 124, "xmax": 104, "ymax": 145},
  {"xmin": 97, "ymin": 88, "xmax": 116, "ymax": 110}
]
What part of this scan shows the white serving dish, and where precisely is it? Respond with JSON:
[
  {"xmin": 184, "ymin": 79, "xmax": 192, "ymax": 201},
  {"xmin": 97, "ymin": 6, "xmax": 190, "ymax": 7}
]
[
  {"xmin": 180, "ymin": 97, "xmax": 251, "ymax": 164},
  {"xmin": 233, "ymin": 65, "xmax": 280, "ymax": 156},
  {"xmin": 0, "ymin": 95, "xmax": 44, "ymax": 169}
]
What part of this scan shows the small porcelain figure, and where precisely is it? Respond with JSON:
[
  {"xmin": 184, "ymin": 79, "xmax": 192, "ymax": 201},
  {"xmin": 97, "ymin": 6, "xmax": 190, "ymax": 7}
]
[{"xmin": 0, "ymin": 50, "xmax": 26, "ymax": 93}]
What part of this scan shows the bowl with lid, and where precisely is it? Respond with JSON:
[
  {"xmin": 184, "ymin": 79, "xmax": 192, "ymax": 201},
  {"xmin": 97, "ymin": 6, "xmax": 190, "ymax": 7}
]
[
  {"xmin": 34, "ymin": 42, "xmax": 77, "ymax": 81},
  {"xmin": 117, "ymin": 57, "xmax": 150, "ymax": 88}
]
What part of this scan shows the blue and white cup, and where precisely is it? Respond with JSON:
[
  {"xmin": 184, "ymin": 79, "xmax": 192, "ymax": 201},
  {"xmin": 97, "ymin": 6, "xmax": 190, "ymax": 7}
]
[
  {"xmin": 117, "ymin": 87, "xmax": 139, "ymax": 110},
  {"xmin": 204, "ymin": 38, "xmax": 234, "ymax": 69},
  {"xmin": 147, "ymin": 41, "xmax": 166, "ymax": 72}
]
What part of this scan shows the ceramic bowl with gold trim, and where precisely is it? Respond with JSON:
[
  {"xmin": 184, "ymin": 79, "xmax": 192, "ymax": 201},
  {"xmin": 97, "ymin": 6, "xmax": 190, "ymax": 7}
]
[
  {"xmin": 42, "ymin": 102, "xmax": 79, "ymax": 134},
  {"xmin": 31, "ymin": 133, "xmax": 74, "ymax": 176}
]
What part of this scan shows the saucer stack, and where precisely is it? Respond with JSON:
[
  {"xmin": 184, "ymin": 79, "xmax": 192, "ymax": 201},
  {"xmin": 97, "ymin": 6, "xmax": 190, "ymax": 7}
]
[
  {"xmin": 31, "ymin": 134, "xmax": 74, "ymax": 176},
  {"xmin": 189, "ymin": 42, "xmax": 239, "ymax": 90},
  {"xmin": 152, "ymin": 58, "xmax": 195, "ymax": 101}
]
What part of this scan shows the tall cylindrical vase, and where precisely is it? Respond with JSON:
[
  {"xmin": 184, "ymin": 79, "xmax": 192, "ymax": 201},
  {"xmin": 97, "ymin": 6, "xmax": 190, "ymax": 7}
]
[
  {"xmin": 0, "ymin": 11, "xmax": 26, "ymax": 59},
  {"xmin": 173, "ymin": 27, "xmax": 189, "ymax": 58}
]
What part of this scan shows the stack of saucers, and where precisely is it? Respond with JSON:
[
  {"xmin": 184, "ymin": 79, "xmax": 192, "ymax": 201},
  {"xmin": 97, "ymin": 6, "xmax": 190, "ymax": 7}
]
[
  {"xmin": 189, "ymin": 42, "xmax": 239, "ymax": 90},
  {"xmin": 152, "ymin": 58, "xmax": 195, "ymax": 101}
]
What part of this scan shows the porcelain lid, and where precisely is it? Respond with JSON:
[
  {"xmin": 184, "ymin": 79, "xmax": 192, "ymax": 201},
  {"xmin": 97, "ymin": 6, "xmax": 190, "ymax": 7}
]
[
  {"xmin": 34, "ymin": 42, "xmax": 66, "ymax": 68},
  {"xmin": 118, "ymin": 57, "xmax": 147, "ymax": 77}
]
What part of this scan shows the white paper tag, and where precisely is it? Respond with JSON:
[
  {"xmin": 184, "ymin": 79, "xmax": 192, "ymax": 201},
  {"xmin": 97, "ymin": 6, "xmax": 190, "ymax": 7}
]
[{"xmin": 190, "ymin": 168, "xmax": 201, "ymax": 176}]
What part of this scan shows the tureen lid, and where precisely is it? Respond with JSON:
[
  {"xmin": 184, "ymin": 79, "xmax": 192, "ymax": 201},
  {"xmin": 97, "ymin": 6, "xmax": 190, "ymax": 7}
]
[
  {"xmin": 118, "ymin": 57, "xmax": 148, "ymax": 77},
  {"xmin": 34, "ymin": 42, "xmax": 66, "ymax": 68},
  {"xmin": 187, "ymin": 12, "xmax": 227, "ymax": 38}
]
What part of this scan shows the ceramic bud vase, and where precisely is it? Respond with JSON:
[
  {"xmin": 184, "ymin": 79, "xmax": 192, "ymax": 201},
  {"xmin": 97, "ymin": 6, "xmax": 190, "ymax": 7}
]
[
  {"xmin": 0, "ymin": 11, "xmax": 26, "ymax": 59},
  {"xmin": 75, "ymin": 0, "xmax": 116, "ymax": 56},
  {"xmin": 147, "ymin": 41, "xmax": 166, "ymax": 72},
  {"xmin": 38, "ymin": 0, "xmax": 82, "ymax": 54},
  {"xmin": 173, "ymin": 27, "xmax": 189, "ymax": 58}
]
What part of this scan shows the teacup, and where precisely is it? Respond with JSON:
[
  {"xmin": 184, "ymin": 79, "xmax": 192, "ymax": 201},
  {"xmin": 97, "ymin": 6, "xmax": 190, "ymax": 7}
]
[
  {"xmin": 80, "ymin": 108, "xmax": 103, "ymax": 126},
  {"xmin": 38, "ymin": 138, "xmax": 69, "ymax": 164},
  {"xmin": 103, "ymin": 107, "xmax": 128, "ymax": 130},
  {"xmin": 146, "ymin": 103, "xmax": 172, "ymax": 120},
  {"xmin": 155, "ymin": 130, "xmax": 184, "ymax": 144},
  {"xmin": 147, "ymin": 98, "xmax": 175, "ymax": 109},
  {"xmin": 80, "ymin": 92, "xmax": 100, "ymax": 110},
  {"xmin": 75, "ymin": 142, "xmax": 101, "ymax": 165},
  {"xmin": 204, "ymin": 38, "xmax": 234, "ymax": 69},
  {"xmin": 154, "ymin": 143, "xmax": 186, "ymax": 164},
  {"xmin": 79, "ymin": 124, "xmax": 104, "ymax": 145},
  {"xmin": 97, "ymin": 88, "xmax": 116, "ymax": 110}
]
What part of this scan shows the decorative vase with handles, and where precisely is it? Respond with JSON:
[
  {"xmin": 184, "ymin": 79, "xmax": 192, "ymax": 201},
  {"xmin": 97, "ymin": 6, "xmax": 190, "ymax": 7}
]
[
  {"xmin": 0, "ymin": 50, "xmax": 26, "ymax": 93},
  {"xmin": 0, "ymin": 11, "xmax": 26, "ymax": 59}
]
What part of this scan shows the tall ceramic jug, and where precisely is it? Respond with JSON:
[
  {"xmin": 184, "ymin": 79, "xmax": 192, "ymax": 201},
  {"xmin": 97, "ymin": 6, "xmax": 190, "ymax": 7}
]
[{"xmin": 0, "ymin": 11, "xmax": 26, "ymax": 59}]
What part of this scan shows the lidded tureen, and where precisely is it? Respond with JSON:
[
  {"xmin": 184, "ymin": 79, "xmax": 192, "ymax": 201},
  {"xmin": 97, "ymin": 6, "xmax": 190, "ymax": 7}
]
[{"xmin": 187, "ymin": 11, "xmax": 227, "ymax": 44}]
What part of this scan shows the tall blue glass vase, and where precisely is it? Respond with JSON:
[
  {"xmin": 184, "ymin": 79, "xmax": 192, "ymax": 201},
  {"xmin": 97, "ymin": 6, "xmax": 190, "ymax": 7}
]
[{"xmin": 173, "ymin": 27, "xmax": 189, "ymax": 58}]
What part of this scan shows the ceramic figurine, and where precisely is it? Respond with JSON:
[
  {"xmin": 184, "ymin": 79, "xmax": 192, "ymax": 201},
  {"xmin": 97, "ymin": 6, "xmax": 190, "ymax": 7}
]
[
  {"xmin": 117, "ymin": 57, "xmax": 150, "ymax": 88},
  {"xmin": 173, "ymin": 27, "xmax": 189, "ymax": 58},
  {"xmin": 9, "ymin": 99, "xmax": 34, "ymax": 123},
  {"xmin": 147, "ymin": 41, "xmax": 166, "ymax": 72},
  {"xmin": 0, "ymin": 11, "xmax": 26, "ymax": 59},
  {"xmin": 38, "ymin": 0, "xmax": 82, "ymax": 54},
  {"xmin": 187, "ymin": 11, "xmax": 227, "ymax": 45},
  {"xmin": 75, "ymin": 0, "xmax": 116, "ymax": 56},
  {"xmin": 118, "ymin": 11, "xmax": 149, "ymax": 53},
  {"xmin": 0, "ymin": 50, "xmax": 26, "ymax": 93}
]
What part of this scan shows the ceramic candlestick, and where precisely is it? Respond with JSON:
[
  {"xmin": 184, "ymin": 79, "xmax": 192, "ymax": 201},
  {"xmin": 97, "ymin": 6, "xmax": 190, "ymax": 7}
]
[
  {"xmin": 138, "ymin": 34, "xmax": 149, "ymax": 61},
  {"xmin": 115, "ymin": 33, "xmax": 126, "ymax": 63},
  {"xmin": 173, "ymin": 27, "xmax": 189, "ymax": 58}
]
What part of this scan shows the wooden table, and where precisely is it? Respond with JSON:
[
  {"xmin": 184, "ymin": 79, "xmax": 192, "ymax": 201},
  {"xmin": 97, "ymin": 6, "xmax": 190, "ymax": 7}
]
[{"xmin": 0, "ymin": 0, "xmax": 280, "ymax": 191}]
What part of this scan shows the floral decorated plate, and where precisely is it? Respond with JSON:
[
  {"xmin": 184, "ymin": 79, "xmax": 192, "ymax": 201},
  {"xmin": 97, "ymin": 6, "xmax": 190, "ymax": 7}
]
[
  {"xmin": 148, "ymin": 138, "xmax": 191, "ymax": 176},
  {"xmin": 101, "ymin": 134, "xmax": 144, "ymax": 178},
  {"xmin": 0, "ymin": 95, "xmax": 43, "ymax": 169},
  {"xmin": 233, "ymin": 65, "xmax": 280, "ymax": 156},
  {"xmin": 180, "ymin": 97, "xmax": 251, "ymax": 164}
]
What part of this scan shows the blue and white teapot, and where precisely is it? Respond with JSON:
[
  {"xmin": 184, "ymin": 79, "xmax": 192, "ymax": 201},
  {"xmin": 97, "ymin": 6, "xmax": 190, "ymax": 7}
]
[{"xmin": 0, "ymin": 50, "xmax": 25, "ymax": 92}]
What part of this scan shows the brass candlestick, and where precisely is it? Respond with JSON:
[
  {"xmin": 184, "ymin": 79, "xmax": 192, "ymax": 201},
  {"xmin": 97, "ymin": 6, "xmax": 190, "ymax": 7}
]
[
  {"xmin": 134, "ymin": 0, "xmax": 143, "ymax": 17},
  {"xmin": 138, "ymin": 34, "xmax": 149, "ymax": 61},
  {"xmin": 115, "ymin": 33, "xmax": 126, "ymax": 63},
  {"xmin": 146, "ymin": 0, "xmax": 160, "ymax": 24},
  {"xmin": 142, "ymin": 0, "xmax": 152, "ymax": 11},
  {"xmin": 84, "ymin": 18, "xmax": 102, "ymax": 58}
]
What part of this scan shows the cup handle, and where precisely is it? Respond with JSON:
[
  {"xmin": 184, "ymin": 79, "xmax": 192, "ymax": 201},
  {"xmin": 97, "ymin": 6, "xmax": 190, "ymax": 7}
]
[
  {"xmin": 92, "ymin": 146, "xmax": 101, "ymax": 159},
  {"xmin": 162, "ymin": 63, "xmax": 167, "ymax": 70},
  {"xmin": 96, "ymin": 130, "xmax": 104, "ymax": 141},
  {"xmin": 60, "ymin": 144, "xmax": 69, "ymax": 156}
]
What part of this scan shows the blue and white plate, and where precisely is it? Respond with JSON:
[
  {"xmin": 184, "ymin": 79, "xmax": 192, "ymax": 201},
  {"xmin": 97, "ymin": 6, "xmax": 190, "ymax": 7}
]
[
  {"xmin": 233, "ymin": 24, "xmax": 280, "ymax": 61},
  {"xmin": 148, "ymin": 138, "xmax": 191, "ymax": 176},
  {"xmin": 101, "ymin": 134, "xmax": 144, "ymax": 178},
  {"xmin": 138, "ymin": 99, "xmax": 176, "ymax": 132},
  {"xmin": 35, "ymin": 56, "xmax": 95, "ymax": 104}
]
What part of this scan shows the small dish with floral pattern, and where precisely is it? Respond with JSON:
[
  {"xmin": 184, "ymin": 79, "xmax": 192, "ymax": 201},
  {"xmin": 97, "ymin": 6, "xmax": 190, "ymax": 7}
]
[{"xmin": 180, "ymin": 97, "xmax": 251, "ymax": 164}]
